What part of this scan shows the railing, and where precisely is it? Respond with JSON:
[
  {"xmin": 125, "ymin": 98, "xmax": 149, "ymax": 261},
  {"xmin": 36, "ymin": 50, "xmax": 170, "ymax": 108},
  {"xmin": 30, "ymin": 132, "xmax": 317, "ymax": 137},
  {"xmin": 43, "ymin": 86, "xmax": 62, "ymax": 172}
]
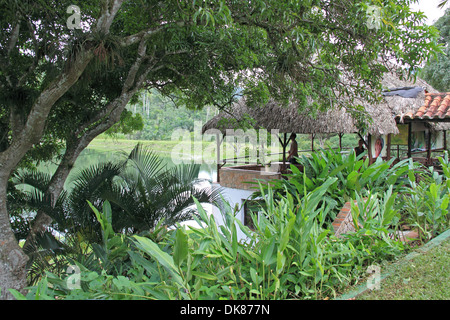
[{"xmin": 221, "ymin": 147, "xmax": 356, "ymax": 166}]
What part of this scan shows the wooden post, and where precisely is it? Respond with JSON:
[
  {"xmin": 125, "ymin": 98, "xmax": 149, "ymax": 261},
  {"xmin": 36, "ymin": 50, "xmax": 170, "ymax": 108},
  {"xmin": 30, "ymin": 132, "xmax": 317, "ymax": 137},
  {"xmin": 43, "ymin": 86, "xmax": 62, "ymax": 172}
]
[
  {"xmin": 278, "ymin": 132, "xmax": 288, "ymax": 170},
  {"xmin": 216, "ymin": 133, "xmax": 223, "ymax": 183},
  {"xmin": 426, "ymin": 129, "xmax": 432, "ymax": 165},
  {"xmin": 339, "ymin": 133, "xmax": 343, "ymax": 150},
  {"xmin": 367, "ymin": 134, "xmax": 373, "ymax": 164},
  {"xmin": 444, "ymin": 130, "xmax": 447, "ymax": 151},
  {"xmin": 407, "ymin": 122, "xmax": 412, "ymax": 159},
  {"xmin": 386, "ymin": 134, "xmax": 391, "ymax": 161},
  {"xmin": 311, "ymin": 133, "xmax": 315, "ymax": 152}
]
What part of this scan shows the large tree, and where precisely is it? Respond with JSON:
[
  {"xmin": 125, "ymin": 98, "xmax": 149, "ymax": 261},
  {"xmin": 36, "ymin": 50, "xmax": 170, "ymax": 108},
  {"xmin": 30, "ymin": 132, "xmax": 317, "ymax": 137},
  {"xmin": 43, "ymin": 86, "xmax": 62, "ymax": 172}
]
[{"xmin": 0, "ymin": 0, "xmax": 441, "ymax": 299}]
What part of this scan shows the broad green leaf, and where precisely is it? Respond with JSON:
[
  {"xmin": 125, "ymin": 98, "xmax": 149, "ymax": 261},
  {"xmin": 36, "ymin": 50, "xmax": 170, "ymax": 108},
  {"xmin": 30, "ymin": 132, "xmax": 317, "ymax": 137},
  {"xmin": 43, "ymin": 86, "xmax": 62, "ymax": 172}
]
[
  {"xmin": 231, "ymin": 222, "xmax": 238, "ymax": 259},
  {"xmin": 316, "ymin": 229, "xmax": 330, "ymax": 244},
  {"xmin": 276, "ymin": 250, "xmax": 286, "ymax": 275},
  {"xmin": 132, "ymin": 236, "xmax": 183, "ymax": 286},
  {"xmin": 329, "ymin": 162, "xmax": 349, "ymax": 177},
  {"xmin": 279, "ymin": 213, "xmax": 295, "ymax": 252},
  {"xmin": 128, "ymin": 250, "xmax": 159, "ymax": 275},
  {"xmin": 191, "ymin": 271, "xmax": 217, "ymax": 281},
  {"xmin": 8, "ymin": 289, "xmax": 27, "ymax": 300},
  {"xmin": 441, "ymin": 195, "xmax": 449, "ymax": 210},
  {"xmin": 346, "ymin": 171, "xmax": 360, "ymax": 190},
  {"xmin": 250, "ymin": 267, "xmax": 261, "ymax": 285},
  {"xmin": 262, "ymin": 238, "xmax": 276, "ymax": 266},
  {"xmin": 174, "ymin": 228, "xmax": 189, "ymax": 267}
]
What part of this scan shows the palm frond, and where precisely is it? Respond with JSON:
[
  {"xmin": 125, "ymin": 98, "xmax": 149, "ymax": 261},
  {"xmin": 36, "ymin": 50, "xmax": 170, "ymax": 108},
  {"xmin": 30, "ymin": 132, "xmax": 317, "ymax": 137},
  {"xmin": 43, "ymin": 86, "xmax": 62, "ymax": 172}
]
[
  {"xmin": 438, "ymin": 0, "xmax": 448, "ymax": 9},
  {"xmin": 127, "ymin": 143, "xmax": 166, "ymax": 181},
  {"xmin": 12, "ymin": 169, "xmax": 52, "ymax": 192}
]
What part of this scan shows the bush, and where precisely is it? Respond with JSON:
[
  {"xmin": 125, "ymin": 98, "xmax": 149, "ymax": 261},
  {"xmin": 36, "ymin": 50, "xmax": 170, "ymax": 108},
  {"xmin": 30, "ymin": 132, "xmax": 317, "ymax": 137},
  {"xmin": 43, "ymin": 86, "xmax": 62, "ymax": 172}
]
[
  {"xmin": 13, "ymin": 179, "xmax": 406, "ymax": 300},
  {"xmin": 400, "ymin": 152, "xmax": 450, "ymax": 242},
  {"xmin": 254, "ymin": 148, "xmax": 418, "ymax": 228}
]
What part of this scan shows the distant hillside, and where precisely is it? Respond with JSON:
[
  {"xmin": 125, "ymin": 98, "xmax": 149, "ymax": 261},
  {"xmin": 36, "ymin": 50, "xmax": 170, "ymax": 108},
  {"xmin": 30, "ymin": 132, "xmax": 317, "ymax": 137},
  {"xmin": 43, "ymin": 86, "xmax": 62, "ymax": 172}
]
[{"xmin": 126, "ymin": 89, "xmax": 217, "ymax": 141}]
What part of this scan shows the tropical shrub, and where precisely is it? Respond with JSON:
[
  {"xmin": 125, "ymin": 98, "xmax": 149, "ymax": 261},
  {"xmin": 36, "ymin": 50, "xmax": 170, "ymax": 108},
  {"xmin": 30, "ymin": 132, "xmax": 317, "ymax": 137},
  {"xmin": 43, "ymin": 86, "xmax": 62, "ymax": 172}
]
[
  {"xmin": 9, "ymin": 144, "xmax": 219, "ymax": 284},
  {"xmin": 401, "ymin": 170, "xmax": 450, "ymax": 242},
  {"xmin": 64, "ymin": 143, "xmax": 220, "ymax": 239},
  {"xmin": 13, "ymin": 179, "xmax": 406, "ymax": 300},
  {"xmin": 254, "ymin": 148, "xmax": 419, "ymax": 227}
]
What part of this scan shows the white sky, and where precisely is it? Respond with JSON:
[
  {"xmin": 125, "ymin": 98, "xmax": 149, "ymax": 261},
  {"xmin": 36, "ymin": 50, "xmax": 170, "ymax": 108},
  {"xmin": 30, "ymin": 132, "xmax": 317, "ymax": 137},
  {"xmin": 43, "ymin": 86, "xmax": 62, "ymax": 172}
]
[{"xmin": 410, "ymin": 0, "xmax": 446, "ymax": 25}]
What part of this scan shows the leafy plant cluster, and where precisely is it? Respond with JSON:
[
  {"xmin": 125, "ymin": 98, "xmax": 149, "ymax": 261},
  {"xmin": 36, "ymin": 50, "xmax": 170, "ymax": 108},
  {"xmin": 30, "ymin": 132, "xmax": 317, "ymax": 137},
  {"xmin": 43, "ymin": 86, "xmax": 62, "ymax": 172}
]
[
  {"xmin": 12, "ymin": 179, "xmax": 406, "ymax": 300},
  {"xmin": 9, "ymin": 148, "xmax": 450, "ymax": 300},
  {"xmin": 262, "ymin": 148, "xmax": 450, "ymax": 241},
  {"xmin": 400, "ymin": 152, "xmax": 450, "ymax": 242},
  {"xmin": 9, "ymin": 144, "xmax": 220, "ymax": 284},
  {"xmin": 256, "ymin": 148, "xmax": 416, "ymax": 228}
]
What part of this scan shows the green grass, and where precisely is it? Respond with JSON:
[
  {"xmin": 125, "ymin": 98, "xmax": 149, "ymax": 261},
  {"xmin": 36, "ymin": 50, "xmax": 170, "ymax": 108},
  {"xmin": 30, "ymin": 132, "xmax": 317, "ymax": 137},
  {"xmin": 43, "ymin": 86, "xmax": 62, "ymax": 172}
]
[
  {"xmin": 88, "ymin": 137, "xmax": 188, "ymax": 153},
  {"xmin": 354, "ymin": 238, "xmax": 450, "ymax": 300},
  {"xmin": 88, "ymin": 136, "xmax": 285, "ymax": 163}
]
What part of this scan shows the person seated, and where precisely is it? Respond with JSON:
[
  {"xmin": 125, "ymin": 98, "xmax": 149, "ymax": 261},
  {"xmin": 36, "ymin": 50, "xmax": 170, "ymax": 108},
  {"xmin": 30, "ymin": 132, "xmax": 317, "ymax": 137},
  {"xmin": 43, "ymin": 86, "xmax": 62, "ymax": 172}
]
[
  {"xmin": 354, "ymin": 139, "xmax": 365, "ymax": 157},
  {"xmin": 287, "ymin": 133, "xmax": 299, "ymax": 164}
]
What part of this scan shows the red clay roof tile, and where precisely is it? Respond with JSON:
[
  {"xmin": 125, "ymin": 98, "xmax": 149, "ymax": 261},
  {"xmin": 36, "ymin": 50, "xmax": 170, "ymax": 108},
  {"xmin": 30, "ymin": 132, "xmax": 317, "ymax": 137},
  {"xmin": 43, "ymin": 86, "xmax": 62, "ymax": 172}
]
[{"xmin": 396, "ymin": 93, "xmax": 450, "ymax": 121}]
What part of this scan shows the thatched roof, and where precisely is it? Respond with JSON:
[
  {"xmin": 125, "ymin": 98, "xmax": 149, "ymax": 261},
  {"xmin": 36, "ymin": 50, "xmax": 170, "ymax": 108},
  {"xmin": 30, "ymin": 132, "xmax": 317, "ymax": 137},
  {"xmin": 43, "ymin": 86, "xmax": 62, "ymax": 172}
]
[
  {"xmin": 202, "ymin": 98, "xmax": 357, "ymax": 135},
  {"xmin": 202, "ymin": 71, "xmax": 450, "ymax": 136}
]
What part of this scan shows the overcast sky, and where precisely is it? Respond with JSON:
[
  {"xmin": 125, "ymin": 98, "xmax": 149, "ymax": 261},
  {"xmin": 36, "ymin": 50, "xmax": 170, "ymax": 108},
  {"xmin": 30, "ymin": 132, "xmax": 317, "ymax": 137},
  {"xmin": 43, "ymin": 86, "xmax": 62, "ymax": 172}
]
[{"xmin": 411, "ymin": 0, "xmax": 446, "ymax": 25}]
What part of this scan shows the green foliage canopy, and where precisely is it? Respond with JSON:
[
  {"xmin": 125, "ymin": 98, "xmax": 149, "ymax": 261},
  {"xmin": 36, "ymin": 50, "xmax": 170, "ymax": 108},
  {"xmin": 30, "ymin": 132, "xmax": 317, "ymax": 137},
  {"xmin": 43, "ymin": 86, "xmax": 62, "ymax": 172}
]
[
  {"xmin": 0, "ymin": 0, "xmax": 444, "ymax": 298},
  {"xmin": 0, "ymin": 0, "xmax": 442, "ymax": 164},
  {"xmin": 421, "ymin": 8, "xmax": 450, "ymax": 91}
]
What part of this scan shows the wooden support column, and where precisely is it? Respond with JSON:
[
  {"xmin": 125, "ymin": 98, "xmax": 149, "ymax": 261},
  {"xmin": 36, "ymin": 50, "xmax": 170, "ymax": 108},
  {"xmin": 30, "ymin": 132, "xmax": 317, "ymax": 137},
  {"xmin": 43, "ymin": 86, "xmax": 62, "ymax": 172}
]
[
  {"xmin": 278, "ymin": 132, "xmax": 289, "ymax": 170},
  {"xmin": 216, "ymin": 133, "xmax": 224, "ymax": 183},
  {"xmin": 367, "ymin": 134, "xmax": 373, "ymax": 164},
  {"xmin": 407, "ymin": 122, "xmax": 412, "ymax": 159},
  {"xmin": 339, "ymin": 133, "xmax": 343, "ymax": 150},
  {"xmin": 386, "ymin": 134, "xmax": 391, "ymax": 161},
  {"xmin": 444, "ymin": 130, "xmax": 447, "ymax": 151},
  {"xmin": 426, "ymin": 129, "xmax": 432, "ymax": 165},
  {"xmin": 311, "ymin": 133, "xmax": 315, "ymax": 152}
]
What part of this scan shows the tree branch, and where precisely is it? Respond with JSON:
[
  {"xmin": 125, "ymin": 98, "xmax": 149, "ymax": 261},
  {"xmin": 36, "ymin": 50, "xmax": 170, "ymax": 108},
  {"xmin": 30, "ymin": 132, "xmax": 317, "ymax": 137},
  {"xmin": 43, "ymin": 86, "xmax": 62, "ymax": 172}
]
[{"xmin": 95, "ymin": 0, "xmax": 124, "ymax": 34}]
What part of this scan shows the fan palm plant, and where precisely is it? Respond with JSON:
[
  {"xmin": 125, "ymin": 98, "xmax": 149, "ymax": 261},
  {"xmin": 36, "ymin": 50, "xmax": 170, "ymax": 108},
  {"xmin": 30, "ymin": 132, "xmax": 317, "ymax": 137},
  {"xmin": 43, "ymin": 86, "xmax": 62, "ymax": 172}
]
[
  {"xmin": 9, "ymin": 144, "xmax": 220, "ymax": 283},
  {"xmin": 9, "ymin": 169, "xmax": 83, "ymax": 284},
  {"xmin": 66, "ymin": 143, "xmax": 220, "ymax": 239}
]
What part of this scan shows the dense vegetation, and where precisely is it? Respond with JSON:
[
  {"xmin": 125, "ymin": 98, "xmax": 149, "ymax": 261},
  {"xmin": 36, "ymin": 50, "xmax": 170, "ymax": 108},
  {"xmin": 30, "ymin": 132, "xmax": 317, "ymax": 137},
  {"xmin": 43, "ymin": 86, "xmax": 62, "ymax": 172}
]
[
  {"xmin": 0, "ymin": 0, "xmax": 445, "ymax": 299},
  {"xmin": 7, "ymin": 148, "xmax": 449, "ymax": 300},
  {"xmin": 421, "ymin": 8, "xmax": 450, "ymax": 92},
  {"xmin": 110, "ymin": 90, "xmax": 214, "ymax": 141},
  {"xmin": 9, "ymin": 144, "xmax": 220, "ymax": 284}
]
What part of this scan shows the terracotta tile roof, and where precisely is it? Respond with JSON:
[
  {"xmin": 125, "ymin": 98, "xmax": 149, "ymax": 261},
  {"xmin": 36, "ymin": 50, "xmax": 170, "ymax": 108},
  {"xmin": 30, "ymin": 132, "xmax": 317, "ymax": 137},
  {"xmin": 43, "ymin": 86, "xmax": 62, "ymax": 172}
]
[{"xmin": 397, "ymin": 93, "xmax": 450, "ymax": 121}]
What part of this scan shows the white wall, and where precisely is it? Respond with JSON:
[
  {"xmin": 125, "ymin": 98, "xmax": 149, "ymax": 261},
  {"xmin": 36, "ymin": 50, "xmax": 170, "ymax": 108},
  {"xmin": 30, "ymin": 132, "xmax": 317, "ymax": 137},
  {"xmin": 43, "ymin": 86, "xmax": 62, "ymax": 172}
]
[{"xmin": 211, "ymin": 184, "xmax": 256, "ymax": 241}]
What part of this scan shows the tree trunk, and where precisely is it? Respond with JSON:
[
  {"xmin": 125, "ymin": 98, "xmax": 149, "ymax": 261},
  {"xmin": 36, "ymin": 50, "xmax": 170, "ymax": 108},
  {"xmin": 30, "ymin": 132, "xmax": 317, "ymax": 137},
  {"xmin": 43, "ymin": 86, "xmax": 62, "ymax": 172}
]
[
  {"xmin": 23, "ymin": 89, "xmax": 142, "ymax": 250},
  {"xmin": 23, "ymin": 135, "xmax": 98, "ymax": 250},
  {"xmin": 0, "ymin": 0, "xmax": 125, "ymax": 299},
  {"xmin": 0, "ymin": 50, "xmax": 94, "ymax": 299},
  {"xmin": 0, "ymin": 174, "xmax": 28, "ymax": 300}
]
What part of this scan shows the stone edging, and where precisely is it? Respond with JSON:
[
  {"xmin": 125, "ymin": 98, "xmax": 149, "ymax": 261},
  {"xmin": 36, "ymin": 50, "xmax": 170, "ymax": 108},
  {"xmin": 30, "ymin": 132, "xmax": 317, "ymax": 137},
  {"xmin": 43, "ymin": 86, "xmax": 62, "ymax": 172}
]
[{"xmin": 333, "ymin": 199, "xmax": 419, "ymax": 242}]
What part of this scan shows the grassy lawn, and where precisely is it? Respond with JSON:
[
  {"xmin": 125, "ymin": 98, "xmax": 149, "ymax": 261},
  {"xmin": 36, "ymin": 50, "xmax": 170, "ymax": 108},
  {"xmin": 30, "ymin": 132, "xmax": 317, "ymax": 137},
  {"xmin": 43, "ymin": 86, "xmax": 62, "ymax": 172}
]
[
  {"xmin": 88, "ymin": 137, "xmax": 189, "ymax": 153},
  {"xmin": 88, "ymin": 136, "xmax": 286, "ymax": 164},
  {"xmin": 353, "ymin": 238, "xmax": 450, "ymax": 300}
]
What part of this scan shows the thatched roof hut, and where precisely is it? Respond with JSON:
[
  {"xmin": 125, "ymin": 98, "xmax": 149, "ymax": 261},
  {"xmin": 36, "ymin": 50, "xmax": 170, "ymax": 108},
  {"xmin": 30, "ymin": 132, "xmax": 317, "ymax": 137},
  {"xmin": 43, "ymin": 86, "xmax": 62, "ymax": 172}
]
[
  {"xmin": 202, "ymin": 71, "xmax": 449, "ymax": 136},
  {"xmin": 202, "ymin": 98, "xmax": 357, "ymax": 134}
]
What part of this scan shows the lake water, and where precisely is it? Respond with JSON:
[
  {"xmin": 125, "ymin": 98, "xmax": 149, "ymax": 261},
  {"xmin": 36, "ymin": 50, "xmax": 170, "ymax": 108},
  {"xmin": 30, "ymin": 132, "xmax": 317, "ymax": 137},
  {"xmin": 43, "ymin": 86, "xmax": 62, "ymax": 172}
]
[{"xmin": 36, "ymin": 147, "xmax": 218, "ymax": 190}]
